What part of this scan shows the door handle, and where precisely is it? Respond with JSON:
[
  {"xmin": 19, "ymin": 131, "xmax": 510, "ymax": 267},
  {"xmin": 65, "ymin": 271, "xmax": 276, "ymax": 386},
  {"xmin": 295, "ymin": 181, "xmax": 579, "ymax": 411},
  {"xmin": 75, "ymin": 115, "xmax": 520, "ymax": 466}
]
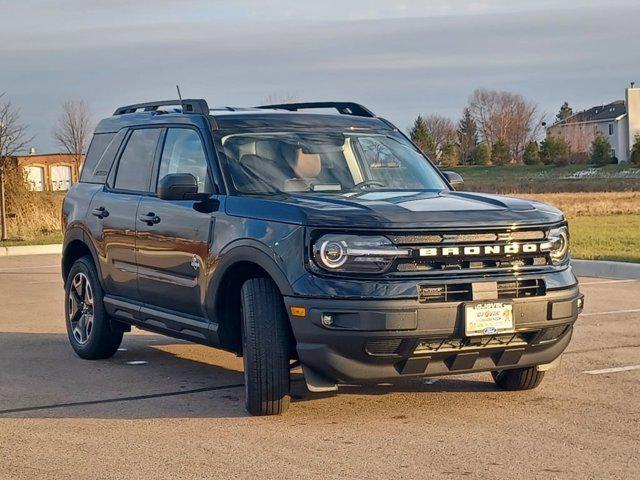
[
  {"xmin": 91, "ymin": 206, "xmax": 109, "ymax": 219},
  {"xmin": 138, "ymin": 212, "xmax": 161, "ymax": 225}
]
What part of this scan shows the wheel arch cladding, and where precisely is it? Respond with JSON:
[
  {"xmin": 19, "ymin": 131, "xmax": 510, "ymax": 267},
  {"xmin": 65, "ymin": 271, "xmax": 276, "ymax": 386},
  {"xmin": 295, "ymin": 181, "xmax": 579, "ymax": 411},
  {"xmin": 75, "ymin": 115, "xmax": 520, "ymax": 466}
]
[
  {"xmin": 209, "ymin": 245, "xmax": 295, "ymax": 353},
  {"xmin": 62, "ymin": 230, "xmax": 102, "ymax": 283}
]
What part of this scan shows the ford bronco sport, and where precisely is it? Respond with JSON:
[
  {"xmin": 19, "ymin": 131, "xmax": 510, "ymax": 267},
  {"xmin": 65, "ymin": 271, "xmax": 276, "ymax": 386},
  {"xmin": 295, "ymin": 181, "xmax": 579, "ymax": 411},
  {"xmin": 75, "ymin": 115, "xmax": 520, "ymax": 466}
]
[{"xmin": 62, "ymin": 99, "xmax": 583, "ymax": 415}]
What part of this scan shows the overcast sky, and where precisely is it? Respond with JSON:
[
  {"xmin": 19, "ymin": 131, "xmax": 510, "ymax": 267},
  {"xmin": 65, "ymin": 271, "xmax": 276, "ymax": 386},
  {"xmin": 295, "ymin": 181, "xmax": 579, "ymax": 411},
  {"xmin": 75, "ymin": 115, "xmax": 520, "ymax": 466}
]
[{"xmin": 2, "ymin": 0, "xmax": 639, "ymax": 152}]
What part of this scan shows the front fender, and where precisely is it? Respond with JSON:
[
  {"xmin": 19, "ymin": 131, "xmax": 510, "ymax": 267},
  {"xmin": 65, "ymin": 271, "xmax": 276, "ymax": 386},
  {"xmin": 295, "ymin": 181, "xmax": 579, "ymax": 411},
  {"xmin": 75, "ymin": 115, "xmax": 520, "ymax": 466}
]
[{"xmin": 205, "ymin": 241, "xmax": 298, "ymax": 319}]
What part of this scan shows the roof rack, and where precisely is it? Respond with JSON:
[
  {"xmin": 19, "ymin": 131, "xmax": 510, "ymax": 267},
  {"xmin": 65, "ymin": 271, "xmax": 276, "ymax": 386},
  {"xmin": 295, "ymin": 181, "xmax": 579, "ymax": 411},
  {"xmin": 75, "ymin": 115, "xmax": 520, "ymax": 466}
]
[
  {"xmin": 255, "ymin": 102, "xmax": 376, "ymax": 118},
  {"xmin": 113, "ymin": 99, "xmax": 210, "ymax": 116}
]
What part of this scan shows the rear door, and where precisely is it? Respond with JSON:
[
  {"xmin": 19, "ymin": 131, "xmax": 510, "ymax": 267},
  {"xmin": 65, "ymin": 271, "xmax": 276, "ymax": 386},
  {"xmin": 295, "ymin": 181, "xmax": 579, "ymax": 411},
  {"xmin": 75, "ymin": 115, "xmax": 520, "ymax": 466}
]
[
  {"xmin": 87, "ymin": 127, "xmax": 163, "ymax": 301},
  {"xmin": 136, "ymin": 126, "xmax": 219, "ymax": 318}
]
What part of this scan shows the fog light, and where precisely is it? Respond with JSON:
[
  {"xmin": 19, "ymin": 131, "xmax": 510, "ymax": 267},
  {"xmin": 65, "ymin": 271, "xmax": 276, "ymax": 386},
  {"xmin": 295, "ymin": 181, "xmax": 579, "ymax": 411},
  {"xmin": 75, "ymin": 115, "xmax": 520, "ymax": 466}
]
[
  {"xmin": 321, "ymin": 314, "xmax": 333, "ymax": 326},
  {"xmin": 577, "ymin": 297, "xmax": 584, "ymax": 311}
]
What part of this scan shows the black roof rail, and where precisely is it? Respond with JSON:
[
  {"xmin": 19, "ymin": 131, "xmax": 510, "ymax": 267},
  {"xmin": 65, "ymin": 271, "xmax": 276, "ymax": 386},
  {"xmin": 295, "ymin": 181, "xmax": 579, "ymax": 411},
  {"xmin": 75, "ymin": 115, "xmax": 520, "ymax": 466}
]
[
  {"xmin": 113, "ymin": 99, "xmax": 210, "ymax": 116},
  {"xmin": 255, "ymin": 102, "xmax": 376, "ymax": 118}
]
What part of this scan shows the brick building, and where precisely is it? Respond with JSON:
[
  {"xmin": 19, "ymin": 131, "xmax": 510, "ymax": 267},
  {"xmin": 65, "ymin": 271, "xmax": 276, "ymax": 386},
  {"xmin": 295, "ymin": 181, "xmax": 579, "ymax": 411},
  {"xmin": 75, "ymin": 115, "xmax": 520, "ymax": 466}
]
[{"xmin": 8, "ymin": 153, "xmax": 84, "ymax": 191}]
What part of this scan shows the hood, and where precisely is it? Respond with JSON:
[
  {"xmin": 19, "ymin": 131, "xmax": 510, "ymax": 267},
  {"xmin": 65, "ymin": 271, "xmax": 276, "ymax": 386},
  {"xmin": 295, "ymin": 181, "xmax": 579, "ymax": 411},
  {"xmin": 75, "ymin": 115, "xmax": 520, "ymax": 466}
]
[{"xmin": 225, "ymin": 190, "xmax": 565, "ymax": 229}]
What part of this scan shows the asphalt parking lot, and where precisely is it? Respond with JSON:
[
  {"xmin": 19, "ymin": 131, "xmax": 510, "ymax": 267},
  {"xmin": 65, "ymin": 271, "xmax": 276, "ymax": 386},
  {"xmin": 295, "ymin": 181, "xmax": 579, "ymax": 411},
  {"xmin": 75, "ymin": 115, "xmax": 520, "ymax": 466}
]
[{"xmin": 0, "ymin": 254, "xmax": 638, "ymax": 479}]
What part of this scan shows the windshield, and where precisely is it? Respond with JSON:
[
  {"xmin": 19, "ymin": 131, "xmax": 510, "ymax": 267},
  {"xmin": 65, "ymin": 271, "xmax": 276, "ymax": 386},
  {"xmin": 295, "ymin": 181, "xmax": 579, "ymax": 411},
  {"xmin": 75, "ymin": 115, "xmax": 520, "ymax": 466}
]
[{"xmin": 215, "ymin": 130, "xmax": 448, "ymax": 194}]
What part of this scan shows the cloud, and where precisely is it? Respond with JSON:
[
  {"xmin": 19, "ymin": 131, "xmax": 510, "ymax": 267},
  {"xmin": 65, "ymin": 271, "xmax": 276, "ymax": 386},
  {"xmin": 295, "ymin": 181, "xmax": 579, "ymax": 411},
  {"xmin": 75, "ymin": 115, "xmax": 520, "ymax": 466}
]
[{"xmin": 2, "ymin": 1, "xmax": 639, "ymax": 151}]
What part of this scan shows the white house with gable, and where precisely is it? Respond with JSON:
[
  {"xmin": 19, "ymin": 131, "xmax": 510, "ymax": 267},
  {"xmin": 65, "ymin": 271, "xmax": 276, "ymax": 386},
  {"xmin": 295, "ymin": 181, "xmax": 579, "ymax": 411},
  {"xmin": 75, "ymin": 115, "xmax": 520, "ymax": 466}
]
[{"xmin": 547, "ymin": 84, "xmax": 640, "ymax": 163}]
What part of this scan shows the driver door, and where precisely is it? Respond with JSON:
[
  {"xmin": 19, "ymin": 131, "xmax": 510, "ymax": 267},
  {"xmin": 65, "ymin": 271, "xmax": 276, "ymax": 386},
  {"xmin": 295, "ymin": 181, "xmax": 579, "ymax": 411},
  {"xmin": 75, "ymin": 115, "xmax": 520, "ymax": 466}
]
[{"xmin": 136, "ymin": 126, "xmax": 219, "ymax": 318}]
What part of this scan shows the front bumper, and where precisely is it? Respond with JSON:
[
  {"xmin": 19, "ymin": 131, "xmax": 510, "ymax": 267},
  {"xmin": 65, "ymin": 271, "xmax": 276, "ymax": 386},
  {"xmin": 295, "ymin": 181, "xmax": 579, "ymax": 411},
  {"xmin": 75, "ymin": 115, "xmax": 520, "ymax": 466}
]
[{"xmin": 285, "ymin": 285, "xmax": 583, "ymax": 386}]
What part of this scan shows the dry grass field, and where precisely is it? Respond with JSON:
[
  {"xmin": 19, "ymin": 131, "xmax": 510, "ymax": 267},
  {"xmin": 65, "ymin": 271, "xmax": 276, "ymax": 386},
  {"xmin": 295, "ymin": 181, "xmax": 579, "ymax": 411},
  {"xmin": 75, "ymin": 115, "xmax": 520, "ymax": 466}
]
[
  {"xmin": 0, "ymin": 168, "xmax": 64, "ymax": 246},
  {"xmin": 519, "ymin": 191, "xmax": 640, "ymax": 217},
  {"xmin": 518, "ymin": 192, "xmax": 639, "ymax": 263}
]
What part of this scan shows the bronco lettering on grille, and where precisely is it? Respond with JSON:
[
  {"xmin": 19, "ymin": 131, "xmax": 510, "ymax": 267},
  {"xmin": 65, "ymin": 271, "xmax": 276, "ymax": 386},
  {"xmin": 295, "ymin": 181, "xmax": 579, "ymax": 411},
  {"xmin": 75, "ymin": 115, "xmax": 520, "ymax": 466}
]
[{"xmin": 419, "ymin": 243, "xmax": 540, "ymax": 257}]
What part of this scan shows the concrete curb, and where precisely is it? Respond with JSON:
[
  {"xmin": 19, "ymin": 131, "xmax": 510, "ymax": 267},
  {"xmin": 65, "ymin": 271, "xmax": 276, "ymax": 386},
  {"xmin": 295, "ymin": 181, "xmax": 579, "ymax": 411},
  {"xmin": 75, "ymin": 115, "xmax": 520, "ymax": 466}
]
[
  {"xmin": 571, "ymin": 259, "xmax": 640, "ymax": 280},
  {"xmin": 0, "ymin": 244, "xmax": 62, "ymax": 257}
]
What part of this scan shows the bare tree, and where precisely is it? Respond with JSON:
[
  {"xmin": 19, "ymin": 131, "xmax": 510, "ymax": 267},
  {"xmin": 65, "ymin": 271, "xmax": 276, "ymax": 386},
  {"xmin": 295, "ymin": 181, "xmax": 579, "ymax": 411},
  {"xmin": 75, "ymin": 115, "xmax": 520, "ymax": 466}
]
[
  {"xmin": 547, "ymin": 119, "xmax": 594, "ymax": 157},
  {"xmin": 53, "ymin": 100, "xmax": 92, "ymax": 164},
  {"xmin": 0, "ymin": 93, "xmax": 31, "ymax": 160},
  {"xmin": 0, "ymin": 92, "xmax": 33, "ymax": 240},
  {"xmin": 467, "ymin": 88, "xmax": 543, "ymax": 163},
  {"xmin": 423, "ymin": 115, "xmax": 457, "ymax": 152}
]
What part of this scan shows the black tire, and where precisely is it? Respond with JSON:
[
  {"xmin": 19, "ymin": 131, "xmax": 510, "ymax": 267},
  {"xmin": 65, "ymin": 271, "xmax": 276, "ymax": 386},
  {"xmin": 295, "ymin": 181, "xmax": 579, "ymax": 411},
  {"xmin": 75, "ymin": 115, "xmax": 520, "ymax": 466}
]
[
  {"xmin": 240, "ymin": 277, "xmax": 292, "ymax": 416},
  {"xmin": 64, "ymin": 256, "xmax": 123, "ymax": 360},
  {"xmin": 491, "ymin": 367, "xmax": 545, "ymax": 391}
]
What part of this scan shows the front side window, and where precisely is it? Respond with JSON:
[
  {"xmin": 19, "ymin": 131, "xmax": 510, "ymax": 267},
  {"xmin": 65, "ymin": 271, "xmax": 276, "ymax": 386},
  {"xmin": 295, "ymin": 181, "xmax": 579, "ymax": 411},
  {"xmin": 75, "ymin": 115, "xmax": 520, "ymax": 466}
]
[
  {"xmin": 158, "ymin": 128, "xmax": 211, "ymax": 193},
  {"xmin": 114, "ymin": 128, "xmax": 162, "ymax": 192},
  {"xmin": 216, "ymin": 130, "xmax": 447, "ymax": 195}
]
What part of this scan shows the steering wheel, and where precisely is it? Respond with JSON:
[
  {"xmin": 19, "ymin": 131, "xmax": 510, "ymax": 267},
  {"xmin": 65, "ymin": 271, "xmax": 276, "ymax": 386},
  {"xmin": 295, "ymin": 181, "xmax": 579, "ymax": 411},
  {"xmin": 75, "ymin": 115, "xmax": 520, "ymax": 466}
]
[{"xmin": 353, "ymin": 180, "xmax": 385, "ymax": 190}]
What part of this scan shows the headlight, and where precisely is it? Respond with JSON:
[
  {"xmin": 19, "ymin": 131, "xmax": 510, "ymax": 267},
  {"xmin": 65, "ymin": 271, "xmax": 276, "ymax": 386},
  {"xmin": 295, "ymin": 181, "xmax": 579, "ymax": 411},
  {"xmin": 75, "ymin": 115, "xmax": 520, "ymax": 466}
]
[
  {"xmin": 313, "ymin": 234, "xmax": 411, "ymax": 273},
  {"xmin": 542, "ymin": 226, "xmax": 570, "ymax": 265}
]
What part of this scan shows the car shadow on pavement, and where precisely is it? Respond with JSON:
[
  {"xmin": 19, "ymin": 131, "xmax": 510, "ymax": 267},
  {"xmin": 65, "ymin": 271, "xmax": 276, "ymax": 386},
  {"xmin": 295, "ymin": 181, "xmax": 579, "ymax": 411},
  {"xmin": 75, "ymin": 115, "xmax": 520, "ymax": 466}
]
[{"xmin": 0, "ymin": 331, "xmax": 499, "ymax": 420}]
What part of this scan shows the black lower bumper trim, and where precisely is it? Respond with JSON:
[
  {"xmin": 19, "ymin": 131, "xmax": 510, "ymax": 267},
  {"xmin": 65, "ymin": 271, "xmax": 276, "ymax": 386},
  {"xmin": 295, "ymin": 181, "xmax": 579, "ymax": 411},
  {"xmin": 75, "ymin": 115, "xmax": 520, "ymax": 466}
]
[{"xmin": 286, "ymin": 286, "xmax": 580, "ymax": 383}]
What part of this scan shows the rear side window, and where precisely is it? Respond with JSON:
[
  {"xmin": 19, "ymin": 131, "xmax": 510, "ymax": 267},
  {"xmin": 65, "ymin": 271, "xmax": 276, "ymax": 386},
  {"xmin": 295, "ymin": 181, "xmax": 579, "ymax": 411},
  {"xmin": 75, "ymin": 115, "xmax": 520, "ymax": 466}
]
[
  {"xmin": 80, "ymin": 133, "xmax": 115, "ymax": 183},
  {"xmin": 114, "ymin": 128, "xmax": 162, "ymax": 192}
]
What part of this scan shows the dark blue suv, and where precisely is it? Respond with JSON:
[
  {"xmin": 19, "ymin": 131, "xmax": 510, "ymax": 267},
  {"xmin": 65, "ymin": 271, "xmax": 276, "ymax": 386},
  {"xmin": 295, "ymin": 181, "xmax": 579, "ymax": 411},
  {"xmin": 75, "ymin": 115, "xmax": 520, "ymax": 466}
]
[{"xmin": 62, "ymin": 99, "xmax": 583, "ymax": 415}]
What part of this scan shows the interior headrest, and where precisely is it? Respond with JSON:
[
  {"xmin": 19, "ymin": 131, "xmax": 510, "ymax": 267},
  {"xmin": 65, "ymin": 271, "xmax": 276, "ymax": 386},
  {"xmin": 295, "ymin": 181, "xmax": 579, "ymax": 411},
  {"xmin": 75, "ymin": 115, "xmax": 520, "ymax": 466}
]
[{"xmin": 294, "ymin": 148, "xmax": 321, "ymax": 178}]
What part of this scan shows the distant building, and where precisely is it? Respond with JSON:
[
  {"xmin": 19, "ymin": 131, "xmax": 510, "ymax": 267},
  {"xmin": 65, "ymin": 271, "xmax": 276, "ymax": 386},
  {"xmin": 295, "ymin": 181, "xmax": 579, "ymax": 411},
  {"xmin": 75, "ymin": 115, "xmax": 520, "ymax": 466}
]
[
  {"xmin": 546, "ymin": 84, "xmax": 640, "ymax": 163},
  {"xmin": 8, "ymin": 153, "xmax": 84, "ymax": 192}
]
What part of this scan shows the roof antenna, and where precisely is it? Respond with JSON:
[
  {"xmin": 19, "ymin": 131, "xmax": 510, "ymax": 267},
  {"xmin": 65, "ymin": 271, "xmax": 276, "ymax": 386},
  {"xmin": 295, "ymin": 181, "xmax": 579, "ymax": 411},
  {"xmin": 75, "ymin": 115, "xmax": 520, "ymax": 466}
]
[{"xmin": 176, "ymin": 85, "xmax": 184, "ymax": 111}]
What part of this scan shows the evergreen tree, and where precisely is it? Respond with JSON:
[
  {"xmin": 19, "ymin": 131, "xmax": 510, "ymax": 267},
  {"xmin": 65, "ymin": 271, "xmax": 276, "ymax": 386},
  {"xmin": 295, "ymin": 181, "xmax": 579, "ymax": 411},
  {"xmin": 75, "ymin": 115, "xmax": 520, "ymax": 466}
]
[
  {"xmin": 456, "ymin": 108, "xmax": 478, "ymax": 165},
  {"xmin": 540, "ymin": 136, "xmax": 570, "ymax": 165},
  {"xmin": 439, "ymin": 142, "xmax": 459, "ymax": 167},
  {"xmin": 409, "ymin": 116, "xmax": 437, "ymax": 159},
  {"xmin": 471, "ymin": 142, "xmax": 491, "ymax": 165},
  {"xmin": 555, "ymin": 102, "xmax": 573, "ymax": 123},
  {"xmin": 630, "ymin": 134, "xmax": 640, "ymax": 165},
  {"xmin": 491, "ymin": 139, "xmax": 511, "ymax": 165},
  {"xmin": 523, "ymin": 141, "xmax": 540, "ymax": 165},
  {"xmin": 590, "ymin": 132, "xmax": 612, "ymax": 165}
]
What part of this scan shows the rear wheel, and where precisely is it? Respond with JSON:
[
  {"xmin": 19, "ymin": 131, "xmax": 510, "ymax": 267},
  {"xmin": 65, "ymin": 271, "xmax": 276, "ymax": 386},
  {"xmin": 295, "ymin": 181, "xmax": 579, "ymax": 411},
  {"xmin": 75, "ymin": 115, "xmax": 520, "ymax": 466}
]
[
  {"xmin": 65, "ymin": 256, "xmax": 123, "ymax": 359},
  {"xmin": 240, "ymin": 277, "xmax": 292, "ymax": 416},
  {"xmin": 491, "ymin": 367, "xmax": 545, "ymax": 391}
]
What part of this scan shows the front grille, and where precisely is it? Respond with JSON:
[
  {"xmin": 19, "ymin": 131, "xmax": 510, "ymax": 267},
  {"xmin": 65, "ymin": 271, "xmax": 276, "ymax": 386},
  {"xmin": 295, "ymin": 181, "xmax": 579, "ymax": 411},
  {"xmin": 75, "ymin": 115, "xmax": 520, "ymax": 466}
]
[
  {"xmin": 497, "ymin": 279, "xmax": 545, "ymax": 299},
  {"xmin": 390, "ymin": 230, "xmax": 545, "ymax": 245},
  {"xmin": 418, "ymin": 283, "xmax": 472, "ymax": 303},
  {"xmin": 414, "ymin": 332, "xmax": 532, "ymax": 354},
  {"xmin": 418, "ymin": 279, "xmax": 546, "ymax": 303},
  {"xmin": 390, "ymin": 227, "xmax": 552, "ymax": 276}
]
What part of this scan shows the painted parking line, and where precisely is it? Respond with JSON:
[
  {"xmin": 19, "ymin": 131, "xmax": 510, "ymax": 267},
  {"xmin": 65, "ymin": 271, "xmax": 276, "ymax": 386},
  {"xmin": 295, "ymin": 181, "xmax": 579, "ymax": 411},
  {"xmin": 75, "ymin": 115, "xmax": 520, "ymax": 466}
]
[
  {"xmin": 580, "ymin": 309, "xmax": 640, "ymax": 317},
  {"xmin": 579, "ymin": 279, "xmax": 640, "ymax": 286},
  {"xmin": 0, "ymin": 264, "xmax": 60, "ymax": 272},
  {"xmin": 584, "ymin": 365, "xmax": 640, "ymax": 375}
]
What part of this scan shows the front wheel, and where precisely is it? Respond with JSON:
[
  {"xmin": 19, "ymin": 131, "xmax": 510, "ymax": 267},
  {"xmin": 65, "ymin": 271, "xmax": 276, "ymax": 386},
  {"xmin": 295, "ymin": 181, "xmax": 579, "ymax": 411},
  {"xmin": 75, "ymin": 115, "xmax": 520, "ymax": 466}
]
[
  {"xmin": 491, "ymin": 367, "xmax": 545, "ymax": 391},
  {"xmin": 65, "ymin": 256, "xmax": 123, "ymax": 359},
  {"xmin": 240, "ymin": 277, "xmax": 292, "ymax": 416}
]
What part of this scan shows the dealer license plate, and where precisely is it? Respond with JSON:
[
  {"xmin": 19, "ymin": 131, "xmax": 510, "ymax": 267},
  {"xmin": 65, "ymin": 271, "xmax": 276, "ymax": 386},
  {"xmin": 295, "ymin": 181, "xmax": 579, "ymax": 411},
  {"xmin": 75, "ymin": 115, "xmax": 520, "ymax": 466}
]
[{"xmin": 464, "ymin": 302, "xmax": 514, "ymax": 336}]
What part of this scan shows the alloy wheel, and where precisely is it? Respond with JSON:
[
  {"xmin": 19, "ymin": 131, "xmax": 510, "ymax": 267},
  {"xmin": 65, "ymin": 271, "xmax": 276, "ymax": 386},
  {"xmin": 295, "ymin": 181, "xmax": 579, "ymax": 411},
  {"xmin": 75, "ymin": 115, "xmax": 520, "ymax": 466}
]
[{"xmin": 68, "ymin": 272, "xmax": 94, "ymax": 345}]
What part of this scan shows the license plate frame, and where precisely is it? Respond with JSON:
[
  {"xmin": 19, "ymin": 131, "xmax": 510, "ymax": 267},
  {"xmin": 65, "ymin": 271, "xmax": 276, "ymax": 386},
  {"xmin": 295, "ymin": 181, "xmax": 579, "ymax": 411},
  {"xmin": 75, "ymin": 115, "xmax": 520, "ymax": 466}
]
[{"xmin": 464, "ymin": 301, "xmax": 515, "ymax": 337}]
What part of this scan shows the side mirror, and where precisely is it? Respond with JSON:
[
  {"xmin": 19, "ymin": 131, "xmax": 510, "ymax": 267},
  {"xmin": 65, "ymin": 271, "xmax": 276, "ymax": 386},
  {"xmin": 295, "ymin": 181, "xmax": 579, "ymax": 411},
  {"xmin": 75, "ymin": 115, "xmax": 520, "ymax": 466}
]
[
  {"xmin": 157, "ymin": 173, "xmax": 210, "ymax": 201},
  {"xmin": 443, "ymin": 171, "xmax": 464, "ymax": 189}
]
